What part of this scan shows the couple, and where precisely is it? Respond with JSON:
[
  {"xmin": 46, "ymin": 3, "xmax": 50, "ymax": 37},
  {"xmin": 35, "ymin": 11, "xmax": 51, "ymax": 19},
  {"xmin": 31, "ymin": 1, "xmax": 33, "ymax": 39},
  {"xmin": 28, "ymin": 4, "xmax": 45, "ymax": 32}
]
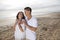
[{"xmin": 13, "ymin": 7, "xmax": 38, "ymax": 40}]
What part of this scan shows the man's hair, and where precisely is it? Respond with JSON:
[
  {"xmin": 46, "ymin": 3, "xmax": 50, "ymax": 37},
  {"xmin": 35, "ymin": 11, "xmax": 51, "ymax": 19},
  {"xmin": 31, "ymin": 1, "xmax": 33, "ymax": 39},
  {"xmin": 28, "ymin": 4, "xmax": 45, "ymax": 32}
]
[{"xmin": 24, "ymin": 7, "xmax": 32, "ymax": 12}]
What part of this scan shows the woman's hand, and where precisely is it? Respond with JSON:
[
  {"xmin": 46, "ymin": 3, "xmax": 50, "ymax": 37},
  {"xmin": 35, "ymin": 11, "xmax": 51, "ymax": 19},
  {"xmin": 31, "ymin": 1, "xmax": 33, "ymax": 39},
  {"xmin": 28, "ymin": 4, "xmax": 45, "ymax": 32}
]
[
  {"xmin": 17, "ymin": 19, "xmax": 21, "ymax": 25},
  {"xmin": 22, "ymin": 19, "xmax": 28, "ymax": 26}
]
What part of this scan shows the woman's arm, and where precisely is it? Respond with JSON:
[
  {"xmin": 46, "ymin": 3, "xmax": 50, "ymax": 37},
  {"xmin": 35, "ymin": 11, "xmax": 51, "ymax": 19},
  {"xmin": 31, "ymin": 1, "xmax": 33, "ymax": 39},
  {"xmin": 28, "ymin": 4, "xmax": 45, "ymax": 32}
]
[
  {"xmin": 13, "ymin": 24, "xmax": 16, "ymax": 31},
  {"xmin": 13, "ymin": 19, "xmax": 17, "ymax": 31}
]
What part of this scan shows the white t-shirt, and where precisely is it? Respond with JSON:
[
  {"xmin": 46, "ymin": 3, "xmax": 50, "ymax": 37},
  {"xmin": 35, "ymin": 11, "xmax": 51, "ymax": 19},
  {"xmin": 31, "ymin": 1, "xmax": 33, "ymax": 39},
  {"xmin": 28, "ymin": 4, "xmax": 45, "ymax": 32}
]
[{"xmin": 26, "ymin": 16, "xmax": 38, "ymax": 40}]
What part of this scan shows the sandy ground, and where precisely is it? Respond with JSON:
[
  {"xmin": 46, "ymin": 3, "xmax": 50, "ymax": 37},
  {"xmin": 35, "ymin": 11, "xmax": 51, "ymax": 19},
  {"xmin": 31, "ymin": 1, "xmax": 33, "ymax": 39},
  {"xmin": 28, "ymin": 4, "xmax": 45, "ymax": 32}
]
[{"xmin": 0, "ymin": 13, "xmax": 60, "ymax": 40}]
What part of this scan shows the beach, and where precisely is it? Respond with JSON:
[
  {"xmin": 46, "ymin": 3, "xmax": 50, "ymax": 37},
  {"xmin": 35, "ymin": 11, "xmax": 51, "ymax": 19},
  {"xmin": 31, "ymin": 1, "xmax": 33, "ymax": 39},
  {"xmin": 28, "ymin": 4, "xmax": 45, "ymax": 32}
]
[{"xmin": 0, "ymin": 12, "xmax": 60, "ymax": 40}]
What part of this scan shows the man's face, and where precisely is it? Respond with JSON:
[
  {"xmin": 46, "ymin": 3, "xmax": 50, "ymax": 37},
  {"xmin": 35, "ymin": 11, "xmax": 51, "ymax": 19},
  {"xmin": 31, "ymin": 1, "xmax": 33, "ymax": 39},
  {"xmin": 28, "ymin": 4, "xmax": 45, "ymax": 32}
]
[{"xmin": 24, "ymin": 10, "xmax": 31, "ymax": 17}]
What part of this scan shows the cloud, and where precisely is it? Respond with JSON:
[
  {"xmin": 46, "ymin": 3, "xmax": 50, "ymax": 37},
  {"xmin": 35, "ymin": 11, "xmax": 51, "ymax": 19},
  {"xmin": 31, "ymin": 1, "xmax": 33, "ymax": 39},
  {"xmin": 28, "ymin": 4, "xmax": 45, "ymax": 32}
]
[
  {"xmin": 0, "ymin": 0, "xmax": 60, "ymax": 10},
  {"xmin": 0, "ymin": 0, "xmax": 60, "ymax": 19}
]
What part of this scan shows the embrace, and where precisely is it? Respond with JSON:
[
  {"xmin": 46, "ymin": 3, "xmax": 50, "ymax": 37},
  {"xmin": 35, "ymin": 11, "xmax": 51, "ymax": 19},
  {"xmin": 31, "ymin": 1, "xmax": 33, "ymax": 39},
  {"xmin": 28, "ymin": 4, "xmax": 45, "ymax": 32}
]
[{"xmin": 13, "ymin": 7, "xmax": 38, "ymax": 40}]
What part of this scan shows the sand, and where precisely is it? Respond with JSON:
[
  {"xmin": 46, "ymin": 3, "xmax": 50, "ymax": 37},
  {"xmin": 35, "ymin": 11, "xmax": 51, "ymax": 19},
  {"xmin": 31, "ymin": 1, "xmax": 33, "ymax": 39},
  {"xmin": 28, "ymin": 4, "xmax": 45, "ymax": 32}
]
[{"xmin": 0, "ymin": 12, "xmax": 60, "ymax": 40}]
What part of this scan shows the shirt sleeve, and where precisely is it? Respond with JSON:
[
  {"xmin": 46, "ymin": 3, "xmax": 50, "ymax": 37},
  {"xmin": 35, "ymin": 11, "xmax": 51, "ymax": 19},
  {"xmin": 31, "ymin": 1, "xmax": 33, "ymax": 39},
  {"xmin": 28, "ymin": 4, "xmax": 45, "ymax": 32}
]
[{"xmin": 32, "ymin": 18, "xmax": 38, "ymax": 28}]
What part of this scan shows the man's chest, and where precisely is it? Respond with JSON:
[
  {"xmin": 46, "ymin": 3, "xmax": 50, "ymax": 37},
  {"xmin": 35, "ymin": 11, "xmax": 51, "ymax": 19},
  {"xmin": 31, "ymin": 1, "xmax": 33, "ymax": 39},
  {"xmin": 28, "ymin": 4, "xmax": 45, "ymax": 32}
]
[{"xmin": 27, "ymin": 20, "xmax": 33, "ymax": 26}]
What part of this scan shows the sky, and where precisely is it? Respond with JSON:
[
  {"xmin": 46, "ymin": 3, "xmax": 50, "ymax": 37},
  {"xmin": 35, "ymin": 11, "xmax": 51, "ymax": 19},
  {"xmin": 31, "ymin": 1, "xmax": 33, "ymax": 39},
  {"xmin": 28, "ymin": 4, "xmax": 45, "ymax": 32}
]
[{"xmin": 0, "ymin": 0, "xmax": 60, "ymax": 19}]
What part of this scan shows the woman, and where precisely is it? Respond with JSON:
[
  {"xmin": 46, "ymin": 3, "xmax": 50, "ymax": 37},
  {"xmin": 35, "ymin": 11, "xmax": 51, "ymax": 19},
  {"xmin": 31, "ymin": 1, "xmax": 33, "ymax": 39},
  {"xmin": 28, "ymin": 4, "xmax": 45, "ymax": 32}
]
[{"xmin": 13, "ymin": 11, "xmax": 26, "ymax": 40}]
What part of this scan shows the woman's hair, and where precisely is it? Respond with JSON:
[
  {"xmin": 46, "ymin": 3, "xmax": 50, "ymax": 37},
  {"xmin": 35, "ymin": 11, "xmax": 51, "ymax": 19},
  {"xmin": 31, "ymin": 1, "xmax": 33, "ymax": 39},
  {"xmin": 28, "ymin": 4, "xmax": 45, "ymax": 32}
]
[{"xmin": 16, "ymin": 11, "xmax": 25, "ymax": 19}]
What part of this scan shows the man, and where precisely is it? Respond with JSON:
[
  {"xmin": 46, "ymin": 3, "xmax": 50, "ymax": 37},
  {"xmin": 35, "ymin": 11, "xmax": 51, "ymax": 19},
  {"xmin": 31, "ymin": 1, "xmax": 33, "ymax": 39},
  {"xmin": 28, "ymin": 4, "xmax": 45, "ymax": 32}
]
[{"xmin": 23, "ymin": 7, "xmax": 38, "ymax": 40}]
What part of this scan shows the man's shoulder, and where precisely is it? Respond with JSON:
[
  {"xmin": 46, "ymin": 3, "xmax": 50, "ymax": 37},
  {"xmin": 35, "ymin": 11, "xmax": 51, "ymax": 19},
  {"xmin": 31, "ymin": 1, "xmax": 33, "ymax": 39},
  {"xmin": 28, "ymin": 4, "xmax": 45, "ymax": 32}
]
[
  {"xmin": 32, "ymin": 16, "xmax": 37, "ymax": 19},
  {"xmin": 32, "ymin": 16, "xmax": 37, "ymax": 21}
]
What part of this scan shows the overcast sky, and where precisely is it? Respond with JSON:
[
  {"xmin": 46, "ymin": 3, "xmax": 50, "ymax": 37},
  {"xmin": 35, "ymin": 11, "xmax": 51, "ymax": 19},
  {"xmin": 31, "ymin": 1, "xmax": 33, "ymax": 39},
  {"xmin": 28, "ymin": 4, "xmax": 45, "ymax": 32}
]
[{"xmin": 0, "ymin": 0, "xmax": 60, "ymax": 19}]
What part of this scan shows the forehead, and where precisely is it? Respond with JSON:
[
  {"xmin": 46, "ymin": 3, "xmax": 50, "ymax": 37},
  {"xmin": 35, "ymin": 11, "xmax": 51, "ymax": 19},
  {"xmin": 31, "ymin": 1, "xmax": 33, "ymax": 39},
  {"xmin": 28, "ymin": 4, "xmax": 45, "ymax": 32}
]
[
  {"xmin": 24, "ymin": 10, "xmax": 29, "ymax": 11},
  {"xmin": 19, "ymin": 13, "xmax": 22, "ymax": 15}
]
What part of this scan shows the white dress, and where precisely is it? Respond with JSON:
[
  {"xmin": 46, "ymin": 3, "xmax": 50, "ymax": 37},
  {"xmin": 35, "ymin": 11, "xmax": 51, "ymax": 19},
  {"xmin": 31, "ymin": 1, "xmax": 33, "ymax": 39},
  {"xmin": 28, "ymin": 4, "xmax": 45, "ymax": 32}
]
[{"xmin": 14, "ymin": 24, "xmax": 26, "ymax": 40}]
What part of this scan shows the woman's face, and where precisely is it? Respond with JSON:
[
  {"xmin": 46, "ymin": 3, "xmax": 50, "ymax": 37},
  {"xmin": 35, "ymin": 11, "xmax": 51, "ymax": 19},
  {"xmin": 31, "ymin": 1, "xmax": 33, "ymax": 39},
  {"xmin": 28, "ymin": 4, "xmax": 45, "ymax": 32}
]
[{"xmin": 18, "ymin": 13, "xmax": 23, "ymax": 19}]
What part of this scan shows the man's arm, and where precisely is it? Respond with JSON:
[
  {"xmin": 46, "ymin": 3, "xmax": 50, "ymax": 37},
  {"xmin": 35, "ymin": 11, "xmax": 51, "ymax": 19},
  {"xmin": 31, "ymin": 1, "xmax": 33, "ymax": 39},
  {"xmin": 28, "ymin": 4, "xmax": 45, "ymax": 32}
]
[
  {"xmin": 23, "ymin": 19, "xmax": 38, "ymax": 32},
  {"xmin": 25, "ymin": 24, "xmax": 37, "ymax": 32},
  {"xmin": 18, "ymin": 24, "xmax": 24, "ymax": 32}
]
